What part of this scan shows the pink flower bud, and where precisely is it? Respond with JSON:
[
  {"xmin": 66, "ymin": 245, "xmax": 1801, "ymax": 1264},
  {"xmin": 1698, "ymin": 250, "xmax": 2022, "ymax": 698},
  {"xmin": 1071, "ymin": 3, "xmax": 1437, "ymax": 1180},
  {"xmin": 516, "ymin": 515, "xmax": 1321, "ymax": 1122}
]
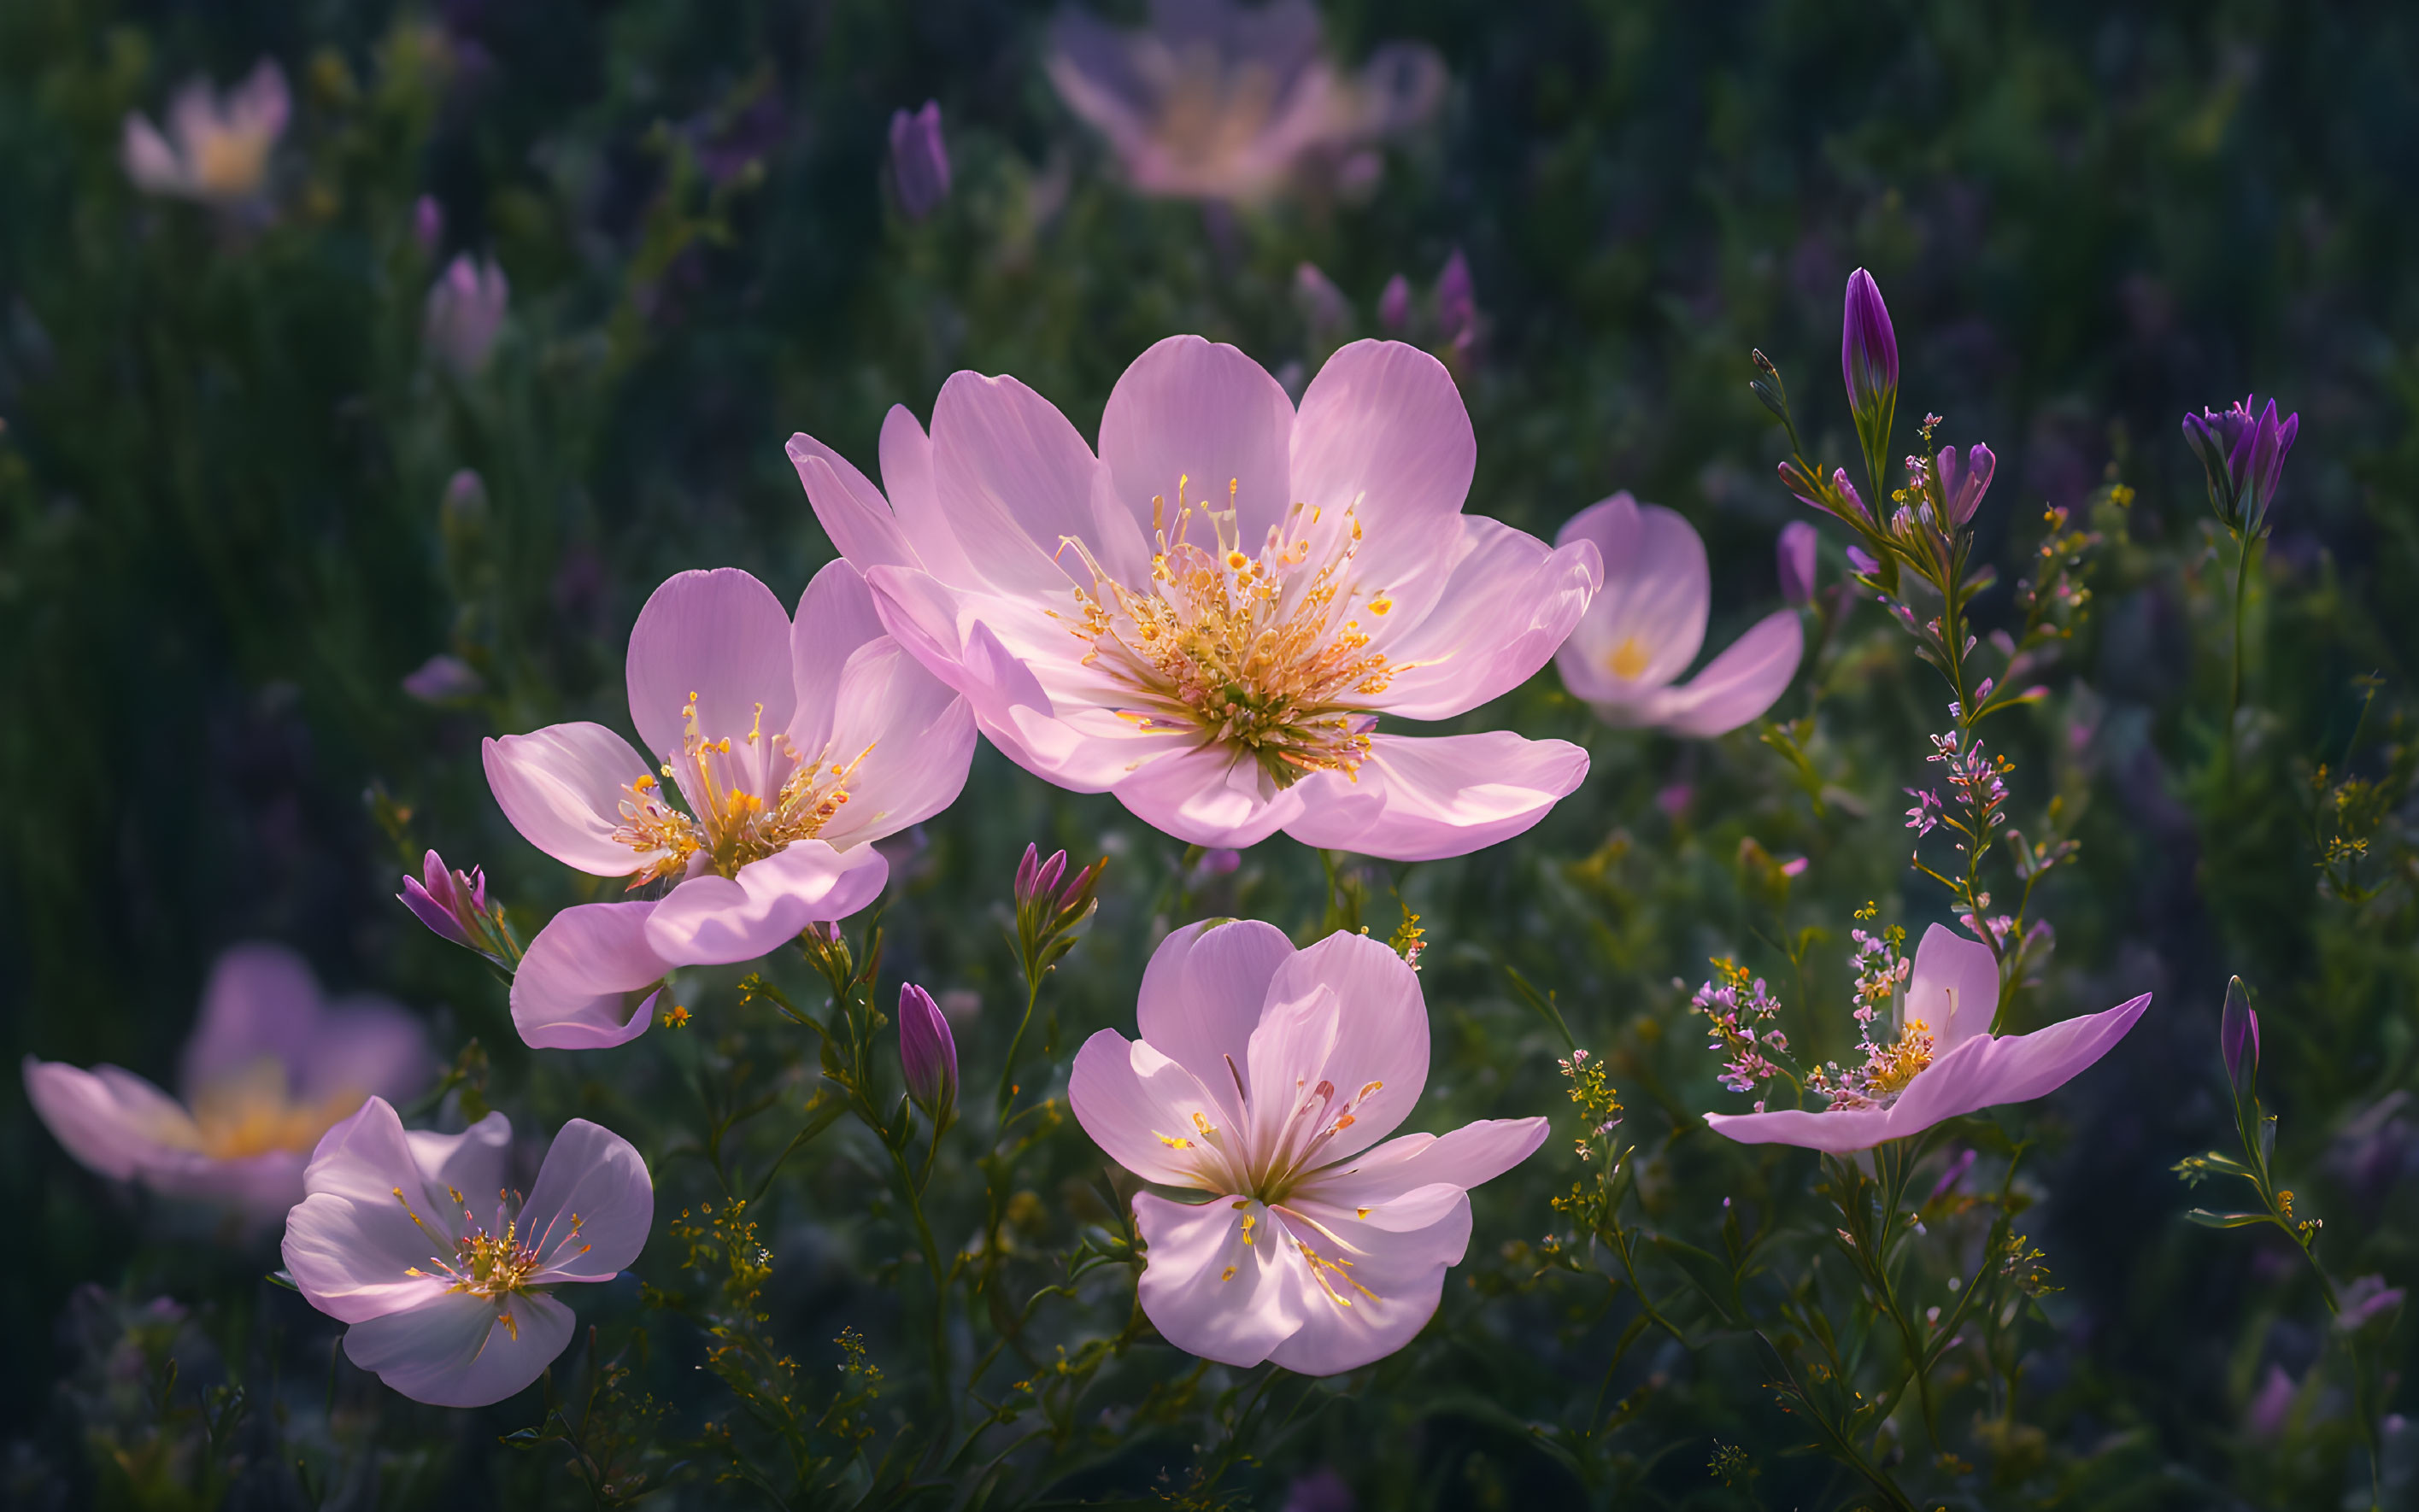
[{"xmin": 898, "ymin": 982, "xmax": 957, "ymax": 1111}]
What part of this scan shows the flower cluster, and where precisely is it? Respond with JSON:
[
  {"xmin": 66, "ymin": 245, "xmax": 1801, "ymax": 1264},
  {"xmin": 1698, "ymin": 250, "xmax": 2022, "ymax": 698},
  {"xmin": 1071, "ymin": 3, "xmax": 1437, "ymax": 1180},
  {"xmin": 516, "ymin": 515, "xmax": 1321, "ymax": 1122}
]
[{"xmin": 1691, "ymin": 958, "xmax": 1790, "ymax": 1100}]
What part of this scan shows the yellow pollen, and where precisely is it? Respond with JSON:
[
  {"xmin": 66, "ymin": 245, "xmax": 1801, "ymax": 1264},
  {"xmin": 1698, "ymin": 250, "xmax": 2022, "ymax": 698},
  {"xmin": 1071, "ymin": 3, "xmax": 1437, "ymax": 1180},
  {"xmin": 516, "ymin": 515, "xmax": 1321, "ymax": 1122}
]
[
  {"xmin": 1367, "ymin": 593, "xmax": 1392, "ymax": 615},
  {"xmin": 1608, "ymin": 636, "xmax": 1650, "ymax": 680},
  {"xmin": 1157, "ymin": 1133, "xmax": 1194, "ymax": 1149},
  {"xmin": 1868, "ymin": 1018, "xmax": 1935, "ymax": 1097},
  {"xmin": 610, "ymin": 690, "xmax": 878, "ymax": 884},
  {"xmin": 1221, "ymin": 1265, "xmax": 1237, "ymax": 1281},
  {"xmin": 1356, "ymin": 1207, "xmax": 1371, "ymax": 1219}
]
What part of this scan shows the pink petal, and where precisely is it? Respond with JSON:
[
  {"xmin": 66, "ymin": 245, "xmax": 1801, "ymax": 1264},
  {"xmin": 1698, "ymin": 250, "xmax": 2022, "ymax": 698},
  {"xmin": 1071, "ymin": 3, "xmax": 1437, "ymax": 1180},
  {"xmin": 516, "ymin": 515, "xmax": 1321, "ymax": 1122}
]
[
  {"xmin": 864, "ymin": 570, "xmax": 1079, "ymax": 782},
  {"xmin": 1281, "ymin": 731, "xmax": 1588, "ymax": 861},
  {"xmin": 402, "ymin": 1112, "xmax": 513, "ymax": 1207},
  {"xmin": 1098, "ymin": 335, "xmax": 1297, "ymax": 554},
  {"xmin": 879, "ymin": 404, "xmax": 983, "ymax": 586},
  {"xmin": 1554, "ymin": 495, "xmax": 1709, "ymax": 703},
  {"xmin": 1888, "ymin": 992, "xmax": 2153, "ymax": 1133},
  {"xmin": 1374, "ymin": 519, "xmax": 1600, "ymax": 719},
  {"xmin": 520, "ymin": 1119, "xmax": 653, "ymax": 1282},
  {"xmin": 1256, "ymin": 933, "xmax": 1428, "ymax": 1161},
  {"xmin": 509, "ymin": 903, "xmax": 666, "ymax": 1051},
  {"xmin": 1647, "ymin": 609, "xmax": 1804, "ymax": 737},
  {"xmin": 1702, "ymin": 1104, "xmax": 1898, "ymax": 1154},
  {"xmin": 1068, "ymin": 1031, "xmax": 1235, "ymax": 1187},
  {"xmin": 483, "ymin": 724, "xmax": 655, "ymax": 876},
  {"xmin": 1131, "ymin": 1192, "xmax": 1307, "ymax": 1368},
  {"xmin": 1289, "ymin": 343, "xmax": 1475, "ymax": 593},
  {"xmin": 1136, "ymin": 919, "xmax": 1295, "ymax": 1117},
  {"xmin": 929, "ymin": 369, "xmax": 1105, "ymax": 596},
  {"xmin": 641, "ymin": 842, "xmax": 889, "ymax": 966},
  {"xmin": 341, "ymin": 1288, "xmax": 575, "ymax": 1408},
  {"xmin": 788, "ymin": 563, "xmax": 889, "ymax": 762},
  {"xmin": 787, "ymin": 435, "xmax": 919, "ymax": 577},
  {"xmin": 810, "ymin": 638, "xmax": 977, "ymax": 850},
  {"xmin": 1905, "ymin": 923, "xmax": 1999, "ymax": 1052},
  {"xmin": 1261, "ymin": 1193, "xmax": 1472, "ymax": 1374},
  {"xmin": 1242, "ymin": 985, "xmax": 1347, "ymax": 1154},
  {"xmin": 623, "ymin": 567, "xmax": 797, "ymax": 771},
  {"xmin": 1109, "ymin": 741, "xmax": 1308, "ymax": 849},
  {"xmin": 1301, "ymin": 1117, "xmax": 1550, "ymax": 1209},
  {"xmin": 284, "ymin": 1097, "xmax": 464, "ymax": 1323},
  {"xmin": 120, "ymin": 114, "xmax": 181, "ymax": 192},
  {"xmin": 179, "ymin": 943, "xmax": 323, "ymax": 1095},
  {"xmin": 22, "ymin": 1058, "xmax": 197, "ymax": 1181},
  {"xmin": 296, "ymin": 999, "xmax": 432, "ymax": 1108}
]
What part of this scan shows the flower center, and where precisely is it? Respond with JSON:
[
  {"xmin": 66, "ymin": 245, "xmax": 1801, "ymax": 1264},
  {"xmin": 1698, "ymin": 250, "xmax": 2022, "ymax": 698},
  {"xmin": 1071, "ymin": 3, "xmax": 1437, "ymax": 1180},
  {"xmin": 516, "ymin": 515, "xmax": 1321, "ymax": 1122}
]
[
  {"xmin": 185, "ymin": 1059, "xmax": 360, "ymax": 1159},
  {"xmin": 192, "ymin": 131, "xmax": 269, "ymax": 196},
  {"xmin": 1151, "ymin": 1058, "xmax": 1383, "ymax": 1206},
  {"xmin": 396, "ymin": 1185, "xmax": 595, "ymax": 1333},
  {"xmin": 613, "ymin": 694, "xmax": 871, "ymax": 883},
  {"xmin": 1064, "ymin": 478, "xmax": 1399, "ymax": 788},
  {"xmin": 1606, "ymin": 636, "xmax": 1650, "ymax": 680}
]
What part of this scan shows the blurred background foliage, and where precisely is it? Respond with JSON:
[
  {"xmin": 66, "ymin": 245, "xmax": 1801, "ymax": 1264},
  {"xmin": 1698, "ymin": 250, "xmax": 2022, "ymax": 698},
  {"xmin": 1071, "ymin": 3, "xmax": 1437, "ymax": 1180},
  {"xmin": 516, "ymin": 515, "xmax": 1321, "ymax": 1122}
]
[{"xmin": 4, "ymin": 0, "xmax": 2419, "ymax": 1507}]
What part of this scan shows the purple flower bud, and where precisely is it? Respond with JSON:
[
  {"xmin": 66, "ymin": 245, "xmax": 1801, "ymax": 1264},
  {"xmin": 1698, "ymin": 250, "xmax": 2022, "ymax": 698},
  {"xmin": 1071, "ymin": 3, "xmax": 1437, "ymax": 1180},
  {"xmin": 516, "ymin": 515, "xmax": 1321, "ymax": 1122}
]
[
  {"xmin": 1016, "ymin": 842, "xmax": 1070, "ymax": 907},
  {"xmin": 2182, "ymin": 394, "xmax": 2299, "ymax": 533},
  {"xmin": 402, "ymin": 653, "xmax": 485, "ymax": 704},
  {"xmin": 423, "ymin": 254, "xmax": 508, "ymax": 377},
  {"xmin": 399, "ymin": 849, "xmax": 486, "ymax": 949},
  {"xmin": 1845, "ymin": 544, "xmax": 1882, "ymax": 577},
  {"xmin": 2338, "ymin": 1274, "xmax": 2405, "ymax": 1333},
  {"xmin": 1377, "ymin": 273, "xmax": 1411, "ymax": 333},
  {"xmin": 1927, "ymin": 1147, "xmax": 1977, "ymax": 1203},
  {"xmin": 412, "ymin": 193, "xmax": 443, "ymax": 255},
  {"xmin": 1293, "ymin": 262, "xmax": 1350, "ymax": 343},
  {"xmin": 1841, "ymin": 267, "xmax": 1898, "ymax": 419},
  {"xmin": 1776, "ymin": 520, "xmax": 1818, "ymax": 606},
  {"xmin": 1935, "ymin": 442, "xmax": 1996, "ymax": 525},
  {"xmin": 2221, "ymin": 976, "xmax": 2258, "ymax": 1094},
  {"xmin": 898, "ymin": 982, "xmax": 957, "ymax": 1111},
  {"xmin": 1436, "ymin": 249, "xmax": 1476, "ymax": 353},
  {"xmin": 1830, "ymin": 467, "xmax": 1870, "ymax": 525},
  {"xmin": 888, "ymin": 99, "xmax": 951, "ymax": 221}
]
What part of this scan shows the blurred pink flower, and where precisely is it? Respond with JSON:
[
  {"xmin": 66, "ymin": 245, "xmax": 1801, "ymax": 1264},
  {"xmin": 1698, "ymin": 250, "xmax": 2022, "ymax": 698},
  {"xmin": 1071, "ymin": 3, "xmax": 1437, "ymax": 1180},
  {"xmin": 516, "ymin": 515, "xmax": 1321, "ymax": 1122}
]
[
  {"xmin": 282, "ymin": 1098, "xmax": 650, "ymax": 1407},
  {"xmin": 788, "ymin": 337, "xmax": 1598, "ymax": 859},
  {"xmin": 1045, "ymin": 0, "xmax": 1444, "ymax": 204},
  {"xmin": 424, "ymin": 254, "xmax": 508, "ymax": 377},
  {"xmin": 484, "ymin": 564, "xmax": 974, "ymax": 1048},
  {"xmin": 24, "ymin": 945, "xmax": 430, "ymax": 1224},
  {"xmin": 1554, "ymin": 492, "xmax": 1803, "ymax": 737},
  {"xmin": 888, "ymin": 100, "xmax": 952, "ymax": 220},
  {"xmin": 1706, "ymin": 925, "xmax": 2151, "ymax": 1153},
  {"xmin": 121, "ymin": 61, "xmax": 289, "ymax": 205},
  {"xmin": 1070, "ymin": 921, "xmax": 1547, "ymax": 1374}
]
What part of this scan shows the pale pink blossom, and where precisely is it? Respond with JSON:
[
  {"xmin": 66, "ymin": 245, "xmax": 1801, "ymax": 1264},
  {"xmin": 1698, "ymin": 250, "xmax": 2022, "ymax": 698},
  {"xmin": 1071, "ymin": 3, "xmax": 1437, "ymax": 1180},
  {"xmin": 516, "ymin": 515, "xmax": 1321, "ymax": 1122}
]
[
  {"xmin": 1045, "ymin": 0, "xmax": 1445, "ymax": 205},
  {"xmin": 1706, "ymin": 925, "xmax": 2150, "ymax": 1153},
  {"xmin": 788, "ymin": 336, "xmax": 1599, "ymax": 859},
  {"xmin": 121, "ymin": 61, "xmax": 289, "ymax": 205},
  {"xmin": 281, "ymin": 1098, "xmax": 650, "ymax": 1407},
  {"xmin": 1553, "ymin": 492, "xmax": 1803, "ymax": 737},
  {"xmin": 1068, "ymin": 921, "xmax": 1547, "ymax": 1374},
  {"xmin": 24, "ymin": 944, "xmax": 430, "ymax": 1224},
  {"xmin": 484, "ymin": 563, "xmax": 975, "ymax": 1049},
  {"xmin": 424, "ymin": 254, "xmax": 509, "ymax": 377}
]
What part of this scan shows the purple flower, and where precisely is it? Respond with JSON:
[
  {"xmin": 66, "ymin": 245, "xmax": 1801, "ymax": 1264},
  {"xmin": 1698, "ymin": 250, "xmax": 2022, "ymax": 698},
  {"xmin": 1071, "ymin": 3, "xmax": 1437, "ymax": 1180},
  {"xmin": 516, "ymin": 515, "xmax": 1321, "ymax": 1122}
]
[
  {"xmin": 898, "ymin": 983, "xmax": 959, "ymax": 1112},
  {"xmin": 2182, "ymin": 394, "xmax": 2299, "ymax": 535},
  {"xmin": 1935, "ymin": 442, "xmax": 1995, "ymax": 525},
  {"xmin": 1436, "ymin": 248, "xmax": 1476, "ymax": 355},
  {"xmin": 412, "ymin": 194, "xmax": 443, "ymax": 255},
  {"xmin": 1777, "ymin": 520, "xmax": 1818, "ymax": 606},
  {"xmin": 1845, "ymin": 544, "xmax": 1882, "ymax": 577},
  {"xmin": 888, "ymin": 100, "xmax": 951, "ymax": 220},
  {"xmin": 424, "ymin": 253, "xmax": 508, "ymax": 377},
  {"xmin": 399, "ymin": 849, "xmax": 489, "ymax": 951},
  {"xmin": 1377, "ymin": 273, "xmax": 1411, "ymax": 332},
  {"xmin": 402, "ymin": 653, "xmax": 484, "ymax": 704},
  {"xmin": 2338, "ymin": 1274, "xmax": 2405, "ymax": 1333},
  {"xmin": 2221, "ymin": 976, "xmax": 2259, "ymax": 1095},
  {"xmin": 1016, "ymin": 842, "xmax": 1069, "ymax": 907},
  {"xmin": 1841, "ymin": 268, "xmax": 1898, "ymax": 422},
  {"xmin": 121, "ymin": 61, "xmax": 289, "ymax": 206}
]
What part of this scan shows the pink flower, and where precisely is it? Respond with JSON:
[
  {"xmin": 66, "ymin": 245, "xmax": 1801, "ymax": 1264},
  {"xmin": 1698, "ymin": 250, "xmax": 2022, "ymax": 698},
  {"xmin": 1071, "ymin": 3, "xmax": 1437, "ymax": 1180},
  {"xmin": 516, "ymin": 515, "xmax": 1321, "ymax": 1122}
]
[
  {"xmin": 121, "ymin": 61, "xmax": 289, "ymax": 205},
  {"xmin": 23, "ymin": 945, "xmax": 431, "ymax": 1225},
  {"xmin": 1553, "ymin": 492, "xmax": 1803, "ymax": 737},
  {"xmin": 1706, "ymin": 925, "xmax": 2151, "ymax": 1153},
  {"xmin": 424, "ymin": 254, "xmax": 508, "ymax": 377},
  {"xmin": 484, "ymin": 563, "xmax": 976, "ymax": 1049},
  {"xmin": 1068, "ymin": 921, "xmax": 1547, "ymax": 1374},
  {"xmin": 787, "ymin": 336, "xmax": 1600, "ymax": 859},
  {"xmin": 281, "ymin": 1098, "xmax": 651, "ymax": 1408},
  {"xmin": 1044, "ymin": 0, "xmax": 1445, "ymax": 205}
]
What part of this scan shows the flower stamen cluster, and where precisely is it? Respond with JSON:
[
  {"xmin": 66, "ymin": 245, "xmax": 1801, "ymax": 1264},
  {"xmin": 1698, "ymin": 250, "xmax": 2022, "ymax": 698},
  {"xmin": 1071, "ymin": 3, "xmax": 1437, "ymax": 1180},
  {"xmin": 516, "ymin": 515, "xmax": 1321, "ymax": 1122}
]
[
  {"xmin": 1062, "ymin": 478, "xmax": 1400, "ymax": 787},
  {"xmin": 614, "ymin": 694, "xmax": 872, "ymax": 884}
]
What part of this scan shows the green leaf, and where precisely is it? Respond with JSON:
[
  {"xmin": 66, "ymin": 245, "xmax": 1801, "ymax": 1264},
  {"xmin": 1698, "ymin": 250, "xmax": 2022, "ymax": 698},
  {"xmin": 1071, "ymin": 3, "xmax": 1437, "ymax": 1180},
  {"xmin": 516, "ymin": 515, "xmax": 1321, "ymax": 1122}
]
[{"xmin": 2184, "ymin": 1209, "xmax": 2273, "ymax": 1229}]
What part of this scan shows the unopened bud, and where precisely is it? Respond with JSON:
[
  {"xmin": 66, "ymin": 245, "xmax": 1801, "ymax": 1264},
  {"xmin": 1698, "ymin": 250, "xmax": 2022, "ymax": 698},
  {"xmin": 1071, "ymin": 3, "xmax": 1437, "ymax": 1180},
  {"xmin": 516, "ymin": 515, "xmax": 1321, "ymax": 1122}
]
[
  {"xmin": 2221, "ymin": 976, "xmax": 2258, "ymax": 1095},
  {"xmin": 898, "ymin": 982, "xmax": 958, "ymax": 1112},
  {"xmin": 1841, "ymin": 267, "xmax": 1898, "ymax": 420},
  {"xmin": 399, "ymin": 849, "xmax": 487, "ymax": 951}
]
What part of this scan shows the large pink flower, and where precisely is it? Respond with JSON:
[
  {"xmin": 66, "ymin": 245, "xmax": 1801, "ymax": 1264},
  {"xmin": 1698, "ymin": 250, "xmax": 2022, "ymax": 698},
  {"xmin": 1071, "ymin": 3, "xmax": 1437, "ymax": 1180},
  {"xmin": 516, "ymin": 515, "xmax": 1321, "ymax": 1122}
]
[
  {"xmin": 1554, "ymin": 492, "xmax": 1803, "ymax": 737},
  {"xmin": 788, "ymin": 336, "xmax": 1600, "ymax": 859},
  {"xmin": 1069, "ymin": 921, "xmax": 1547, "ymax": 1374},
  {"xmin": 23, "ymin": 944, "xmax": 431, "ymax": 1225},
  {"xmin": 282, "ymin": 1098, "xmax": 651, "ymax": 1408},
  {"xmin": 484, "ymin": 561, "xmax": 975, "ymax": 1050},
  {"xmin": 1706, "ymin": 925, "xmax": 2151, "ymax": 1154}
]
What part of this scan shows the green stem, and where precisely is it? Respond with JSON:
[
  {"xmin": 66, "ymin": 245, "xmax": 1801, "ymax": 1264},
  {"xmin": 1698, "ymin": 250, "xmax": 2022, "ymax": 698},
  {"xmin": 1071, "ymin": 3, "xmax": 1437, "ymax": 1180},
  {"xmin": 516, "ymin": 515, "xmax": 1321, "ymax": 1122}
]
[
  {"xmin": 887, "ymin": 1137, "xmax": 955, "ymax": 1437},
  {"xmin": 995, "ymin": 975, "xmax": 1044, "ymax": 1120},
  {"xmin": 2227, "ymin": 530, "xmax": 2257, "ymax": 776}
]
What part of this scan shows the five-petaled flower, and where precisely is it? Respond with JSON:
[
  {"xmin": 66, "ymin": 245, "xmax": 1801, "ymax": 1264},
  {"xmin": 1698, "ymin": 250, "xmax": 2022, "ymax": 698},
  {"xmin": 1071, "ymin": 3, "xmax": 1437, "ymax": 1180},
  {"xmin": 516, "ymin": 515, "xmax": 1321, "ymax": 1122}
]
[
  {"xmin": 1553, "ymin": 492, "xmax": 1803, "ymax": 737},
  {"xmin": 121, "ymin": 61, "xmax": 289, "ymax": 206},
  {"xmin": 1705, "ymin": 924, "xmax": 2150, "ymax": 1153},
  {"xmin": 789, "ymin": 335, "xmax": 1600, "ymax": 859},
  {"xmin": 484, "ymin": 562, "xmax": 975, "ymax": 1048},
  {"xmin": 25, "ymin": 944, "xmax": 430, "ymax": 1226},
  {"xmin": 1068, "ymin": 920, "xmax": 1547, "ymax": 1374},
  {"xmin": 282, "ymin": 1098, "xmax": 652, "ymax": 1408}
]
